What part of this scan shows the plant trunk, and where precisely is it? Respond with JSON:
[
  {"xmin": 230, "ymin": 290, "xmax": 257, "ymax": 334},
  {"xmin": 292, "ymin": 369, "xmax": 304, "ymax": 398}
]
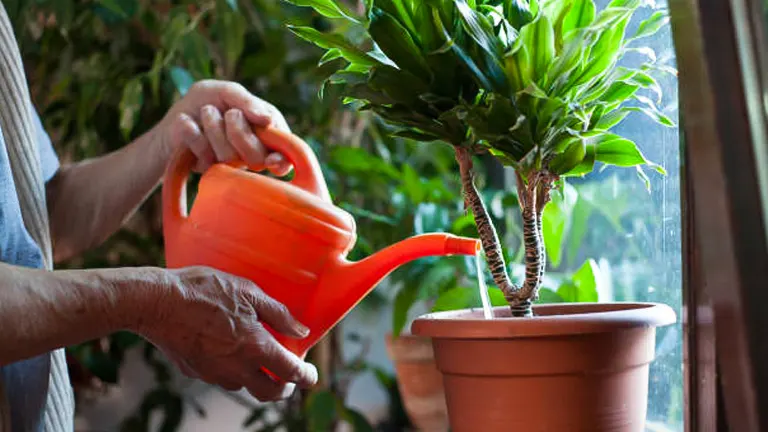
[
  {"xmin": 455, "ymin": 146, "xmax": 554, "ymax": 317},
  {"xmin": 455, "ymin": 147, "xmax": 524, "ymax": 314},
  {"xmin": 515, "ymin": 171, "xmax": 553, "ymax": 306}
]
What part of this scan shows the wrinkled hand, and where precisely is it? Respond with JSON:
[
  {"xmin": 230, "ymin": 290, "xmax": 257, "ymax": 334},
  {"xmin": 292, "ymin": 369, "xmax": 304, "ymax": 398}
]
[
  {"xmin": 159, "ymin": 79, "xmax": 293, "ymax": 175},
  {"xmin": 134, "ymin": 266, "xmax": 317, "ymax": 401}
]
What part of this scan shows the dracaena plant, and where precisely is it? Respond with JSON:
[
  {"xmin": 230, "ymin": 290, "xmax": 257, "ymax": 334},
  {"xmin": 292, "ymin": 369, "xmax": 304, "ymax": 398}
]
[{"xmin": 284, "ymin": 0, "xmax": 674, "ymax": 316}]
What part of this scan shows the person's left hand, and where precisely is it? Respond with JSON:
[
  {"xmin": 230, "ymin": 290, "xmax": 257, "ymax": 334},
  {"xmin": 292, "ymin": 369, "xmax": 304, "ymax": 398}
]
[{"xmin": 157, "ymin": 79, "xmax": 293, "ymax": 175}]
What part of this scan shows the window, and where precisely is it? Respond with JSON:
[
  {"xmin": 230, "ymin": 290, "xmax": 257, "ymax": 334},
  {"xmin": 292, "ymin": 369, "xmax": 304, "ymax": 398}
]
[{"xmin": 534, "ymin": 1, "xmax": 684, "ymax": 429}]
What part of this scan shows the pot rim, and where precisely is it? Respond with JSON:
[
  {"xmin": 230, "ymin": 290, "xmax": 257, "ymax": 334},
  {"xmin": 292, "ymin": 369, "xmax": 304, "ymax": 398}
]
[{"xmin": 410, "ymin": 302, "xmax": 677, "ymax": 339}]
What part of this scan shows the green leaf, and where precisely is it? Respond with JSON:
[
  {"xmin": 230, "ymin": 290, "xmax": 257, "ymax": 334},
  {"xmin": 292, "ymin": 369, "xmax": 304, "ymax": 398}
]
[
  {"xmin": 454, "ymin": 0, "xmax": 505, "ymax": 57},
  {"xmin": 369, "ymin": 7, "xmax": 431, "ymax": 80},
  {"xmin": 632, "ymin": 10, "xmax": 669, "ymax": 40},
  {"xmin": 630, "ymin": 94, "xmax": 676, "ymax": 127},
  {"xmin": 487, "ymin": 287, "xmax": 508, "ymax": 306},
  {"xmin": 392, "ymin": 284, "xmax": 420, "ymax": 336},
  {"xmin": 601, "ymin": 81, "xmax": 640, "ymax": 104},
  {"xmin": 416, "ymin": 259, "xmax": 459, "ymax": 300},
  {"xmin": 565, "ymin": 194, "xmax": 593, "ymax": 267},
  {"xmin": 96, "ymin": 0, "xmax": 136, "ymax": 19},
  {"xmin": 391, "ymin": 129, "xmax": 440, "ymax": 141},
  {"xmin": 571, "ymin": 14, "xmax": 629, "ymax": 89},
  {"xmin": 627, "ymin": 69, "xmax": 663, "ymax": 103},
  {"xmin": 119, "ymin": 77, "xmax": 143, "ymax": 140},
  {"xmin": 429, "ymin": 7, "xmax": 494, "ymax": 90},
  {"xmin": 505, "ymin": 0, "xmax": 534, "ymax": 29},
  {"xmin": 519, "ymin": 14, "xmax": 555, "ymax": 84},
  {"xmin": 432, "ymin": 287, "xmax": 474, "ymax": 312},
  {"xmin": 369, "ymin": 65, "xmax": 429, "ymax": 105},
  {"xmin": 319, "ymin": 48, "xmax": 343, "ymax": 65},
  {"xmin": 558, "ymin": 259, "xmax": 600, "ymax": 302},
  {"xmin": 169, "ymin": 67, "xmax": 194, "ymax": 96},
  {"xmin": 288, "ymin": 26, "xmax": 378, "ymax": 67},
  {"xmin": 541, "ymin": 181, "xmax": 577, "ymax": 267},
  {"xmin": 452, "ymin": 0, "xmax": 509, "ymax": 92},
  {"xmin": 305, "ymin": 390, "xmax": 337, "ymax": 432},
  {"xmin": 561, "ymin": 140, "xmax": 596, "ymax": 177},
  {"xmin": 342, "ymin": 407, "xmax": 375, "ymax": 432},
  {"xmin": 504, "ymin": 43, "xmax": 533, "ymax": 91},
  {"xmin": 286, "ymin": 0, "xmax": 361, "ymax": 23},
  {"xmin": 562, "ymin": 0, "xmax": 595, "ymax": 37},
  {"xmin": 592, "ymin": 107, "xmax": 630, "ymax": 130},
  {"xmin": 548, "ymin": 137, "xmax": 586, "ymax": 175},
  {"xmin": 594, "ymin": 133, "xmax": 665, "ymax": 174},
  {"xmin": 217, "ymin": 2, "xmax": 246, "ymax": 72},
  {"xmin": 536, "ymin": 287, "xmax": 565, "ymax": 303},
  {"xmin": 181, "ymin": 31, "xmax": 212, "ymax": 77}
]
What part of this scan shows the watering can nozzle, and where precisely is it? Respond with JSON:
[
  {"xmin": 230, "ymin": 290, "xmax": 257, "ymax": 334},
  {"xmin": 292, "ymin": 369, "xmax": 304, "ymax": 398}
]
[{"xmin": 446, "ymin": 235, "xmax": 482, "ymax": 256}]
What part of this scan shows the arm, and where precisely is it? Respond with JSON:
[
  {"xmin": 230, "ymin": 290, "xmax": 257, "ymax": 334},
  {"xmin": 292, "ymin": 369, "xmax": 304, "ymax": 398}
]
[
  {"xmin": 46, "ymin": 80, "xmax": 293, "ymax": 262},
  {"xmin": 0, "ymin": 262, "xmax": 141, "ymax": 364},
  {"xmin": 0, "ymin": 262, "xmax": 317, "ymax": 400}
]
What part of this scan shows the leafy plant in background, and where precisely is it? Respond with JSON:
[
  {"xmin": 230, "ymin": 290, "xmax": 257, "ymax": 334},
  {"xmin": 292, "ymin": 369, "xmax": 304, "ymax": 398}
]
[
  {"xmin": 10, "ymin": 0, "xmax": 426, "ymax": 430},
  {"xmin": 284, "ymin": 0, "xmax": 675, "ymax": 316}
]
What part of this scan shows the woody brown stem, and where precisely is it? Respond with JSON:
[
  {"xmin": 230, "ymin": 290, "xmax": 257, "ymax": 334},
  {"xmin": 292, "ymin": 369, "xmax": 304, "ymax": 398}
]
[
  {"xmin": 515, "ymin": 171, "xmax": 555, "ymax": 306},
  {"xmin": 455, "ymin": 147, "xmax": 519, "ymax": 302}
]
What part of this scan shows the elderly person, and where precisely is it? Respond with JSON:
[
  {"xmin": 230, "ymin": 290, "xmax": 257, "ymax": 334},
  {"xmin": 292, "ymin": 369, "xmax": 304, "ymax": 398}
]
[{"xmin": 0, "ymin": 4, "xmax": 317, "ymax": 431}]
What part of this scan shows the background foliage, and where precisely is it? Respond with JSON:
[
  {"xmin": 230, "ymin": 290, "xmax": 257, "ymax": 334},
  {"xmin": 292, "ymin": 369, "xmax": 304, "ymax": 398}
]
[{"xmin": 7, "ymin": 0, "xmax": 682, "ymax": 430}]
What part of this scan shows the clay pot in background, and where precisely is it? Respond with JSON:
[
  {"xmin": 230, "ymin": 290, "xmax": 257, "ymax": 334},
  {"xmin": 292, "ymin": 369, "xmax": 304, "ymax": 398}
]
[
  {"xmin": 411, "ymin": 302, "xmax": 677, "ymax": 432},
  {"xmin": 385, "ymin": 333, "xmax": 449, "ymax": 432}
]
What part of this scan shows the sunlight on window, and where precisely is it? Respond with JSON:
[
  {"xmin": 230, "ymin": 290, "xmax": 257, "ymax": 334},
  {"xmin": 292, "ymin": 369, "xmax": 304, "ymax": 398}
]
[{"xmin": 546, "ymin": 1, "xmax": 683, "ymax": 430}]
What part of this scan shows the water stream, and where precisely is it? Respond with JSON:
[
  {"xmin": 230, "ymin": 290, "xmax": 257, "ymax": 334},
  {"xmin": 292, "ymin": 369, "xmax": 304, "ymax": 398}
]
[{"xmin": 475, "ymin": 250, "xmax": 494, "ymax": 319}]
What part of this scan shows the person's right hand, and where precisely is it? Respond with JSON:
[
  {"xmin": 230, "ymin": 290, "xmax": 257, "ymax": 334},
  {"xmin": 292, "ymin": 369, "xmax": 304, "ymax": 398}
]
[{"xmin": 129, "ymin": 266, "xmax": 317, "ymax": 401}]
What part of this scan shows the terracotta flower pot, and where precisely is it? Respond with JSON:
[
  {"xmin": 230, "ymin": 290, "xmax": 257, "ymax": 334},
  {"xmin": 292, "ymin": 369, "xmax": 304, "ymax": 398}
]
[
  {"xmin": 411, "ymin": 302, "xmax": 677, "ymax": 432},
  {"xmin": 385, "ymin": 333, "xmax": 449, "ymax": 431}
]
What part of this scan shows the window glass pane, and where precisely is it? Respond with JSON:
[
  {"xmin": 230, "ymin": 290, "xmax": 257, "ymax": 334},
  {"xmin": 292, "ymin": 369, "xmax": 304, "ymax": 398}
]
[
  {"xmin": 529, "ymin": 1, "xmax": 684, "ymax": 430},
  {"xmin": 343, "ymin": 2, "xmax": 685, "ymax": 430}
]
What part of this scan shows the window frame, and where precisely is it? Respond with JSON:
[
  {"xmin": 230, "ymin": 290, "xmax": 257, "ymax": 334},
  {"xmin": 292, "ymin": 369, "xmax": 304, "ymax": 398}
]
[{"xmin": 669, "ymin": 0, "xmax": 768, "ymax": 430}]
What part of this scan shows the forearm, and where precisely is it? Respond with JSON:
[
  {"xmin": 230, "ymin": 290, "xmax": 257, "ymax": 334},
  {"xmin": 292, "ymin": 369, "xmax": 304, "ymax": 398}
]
[
  {"xmin": 0, "ymin": 262, "xmax": 164, "ymax": 365},
  {"xmin": 46, "ymin": 126, "xmax": 172, "ymax": 262}
]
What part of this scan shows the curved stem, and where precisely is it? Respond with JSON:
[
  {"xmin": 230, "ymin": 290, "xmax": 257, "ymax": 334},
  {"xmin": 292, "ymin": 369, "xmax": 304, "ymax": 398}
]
[
  {"xmin": 513, "ymin": 171, "xmax": 554, "ymax": 314},
  {"xmin": 454, "ymin": 147, "xmax": 556, "ymax": 318},
  {"xmin": 455, "ymin": 147, "xmax": 519, "ymax": 301}
]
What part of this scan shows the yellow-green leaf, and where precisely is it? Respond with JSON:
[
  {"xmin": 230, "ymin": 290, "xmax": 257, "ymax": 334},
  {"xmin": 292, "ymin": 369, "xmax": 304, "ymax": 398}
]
[
  {"xmin": 286, "ymin": 0, "xmax": 361, "ymax": 23},
  {"xmin": 562, "ymin": 0, "xmax": 595, "ymax": 37},
  {"xmin": 632, "ymin": 10, "xmax": 669, "ymax": 40},
  {"xmin": 288, "ymin": 26, "xmax": 379, "ymax": 67},
  {"xmin": 519, "ymin": 14, "xmax": 555, "ymax": 83},
  {"xmin": 119, "ymin": 77, "xmax": 143, "ymax": 140}
]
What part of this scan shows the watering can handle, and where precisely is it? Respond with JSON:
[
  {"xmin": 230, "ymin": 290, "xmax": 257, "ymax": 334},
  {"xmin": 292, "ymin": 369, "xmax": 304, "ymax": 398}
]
[{"xmin": 162, "ymin": 125, "xmax": 332, "ymax": 228}]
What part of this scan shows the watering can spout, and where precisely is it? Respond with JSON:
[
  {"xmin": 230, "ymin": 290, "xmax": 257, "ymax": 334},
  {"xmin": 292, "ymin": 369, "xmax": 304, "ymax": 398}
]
[
  {"xmin": 304, "ymin": 234, "xmax": 480, "ymax": 351},
  {"xmin": 347, "ymin": 234, "xmax": 482, "ymax": 287}
]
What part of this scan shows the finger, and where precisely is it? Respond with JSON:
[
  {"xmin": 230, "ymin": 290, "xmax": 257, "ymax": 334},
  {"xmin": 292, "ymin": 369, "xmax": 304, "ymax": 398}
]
[
  {"xmin": 200, "ymin": 105, "xmax": 237, "ymax": 162},
  {"xmin": 172, "ymin": 113, "xmax": 215, "ymax": 172},
  {"xmin": 224, "ymin": 109, "xmax": 268, "ymax": 168},
  {"xmin": 265, "ymin": 152, "xmax": 293, "ymax": 177},
  {"xmin": 218, "ymin": 83, "xmax": 273, "ymax": 127},
  {"xmin": 247, "ymin": 289, "xmax": 309, "ymax": 339},
  {"xmin": 243, "ymin": 369, "xmax": 296, "ymax": 402},
  {"xmin": 246, "ymin": 324, "xmax": 318, "ymax": 388}
]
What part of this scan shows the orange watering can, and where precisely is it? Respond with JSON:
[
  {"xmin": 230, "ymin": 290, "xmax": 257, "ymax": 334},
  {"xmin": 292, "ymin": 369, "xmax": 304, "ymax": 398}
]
[{"xmin": 162, "ymin": 125, "xmax": 480, "ymax": 380}]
